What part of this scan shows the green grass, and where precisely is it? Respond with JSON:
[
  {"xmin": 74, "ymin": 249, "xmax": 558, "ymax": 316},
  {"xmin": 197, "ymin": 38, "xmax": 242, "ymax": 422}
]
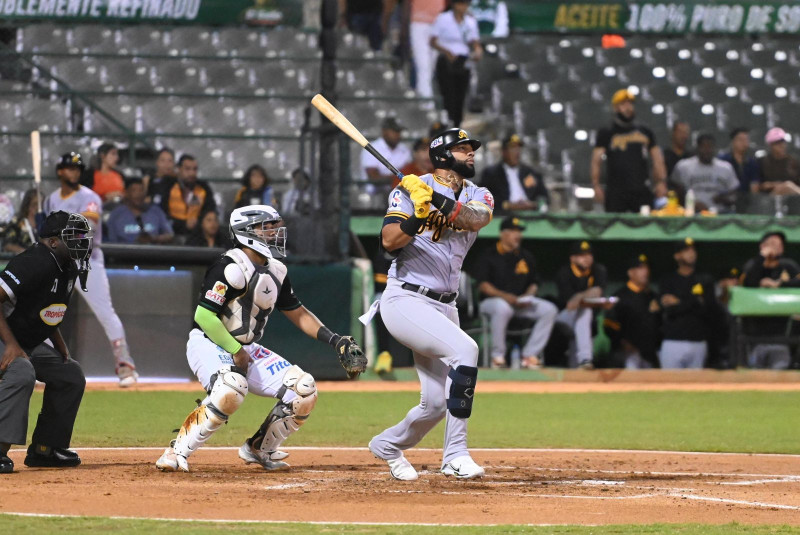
[
  {"xmin": 23, "ymin": 390, "xmax": 800, "ymax": 453},
  {"xmin": 2, "ymin": 516, "xmax": 800, "ymax": 534}
]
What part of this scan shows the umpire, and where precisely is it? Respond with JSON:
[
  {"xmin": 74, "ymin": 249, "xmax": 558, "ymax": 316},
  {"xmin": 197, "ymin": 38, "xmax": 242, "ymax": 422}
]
[{"xmin": 0, "ymin": 211, "xmax": 93, "ymax": 473}]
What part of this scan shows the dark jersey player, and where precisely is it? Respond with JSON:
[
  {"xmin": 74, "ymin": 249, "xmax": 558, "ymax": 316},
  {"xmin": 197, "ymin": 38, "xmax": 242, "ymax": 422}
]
[{"xmin": 0, "ymin": 211, "xmax": 93, "ymax": 473}]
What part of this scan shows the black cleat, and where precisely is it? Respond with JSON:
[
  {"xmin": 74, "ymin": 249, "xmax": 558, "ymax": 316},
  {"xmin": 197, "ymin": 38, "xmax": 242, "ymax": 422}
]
[
  {"xmin": 0, "ymin": 454, "xmax": 13, "ymax": 473},
  {"xmin": 24, "ymin": 444, "xmax": 81, "ymax": 468}
]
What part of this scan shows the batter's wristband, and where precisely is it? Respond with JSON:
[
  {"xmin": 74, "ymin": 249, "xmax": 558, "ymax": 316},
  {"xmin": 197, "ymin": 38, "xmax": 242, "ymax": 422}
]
[
  {"xmin": 399, "ymin": 216, "xmax": 426, "ymax": 236},
  {"xmin": 430, "ymin": 191, "xmax": 456, "ymax": 217},
  {"xmin": 448, "ymin": 201, "xmax": 463, "ymax": 222},
  {"xmin": 317, "ymin": 326, "xmax": 341, "ymax": 347}
]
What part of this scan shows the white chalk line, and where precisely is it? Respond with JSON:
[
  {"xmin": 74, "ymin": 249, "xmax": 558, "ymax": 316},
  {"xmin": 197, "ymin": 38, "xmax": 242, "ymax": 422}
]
[
  {"xmin": 670, "ymin": 493, "xmax": 800, "ymax": 510},
  {"xmin": 7, "ymin": 445, "xmax": 800, "ymax": 458}
]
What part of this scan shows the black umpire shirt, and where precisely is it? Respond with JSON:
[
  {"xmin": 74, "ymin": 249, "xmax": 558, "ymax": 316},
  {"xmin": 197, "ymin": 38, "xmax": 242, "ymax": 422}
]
[
  {"xmin": 603, "ymin": 282, "xmax": 662, "ymax": 366},
  {"xmin": 0, "ymin": 243, "xmax": 79, "ymax": 349},
  {"xmin": 555, "ymin": 262, "xmax": 608, "ymax": 308},
  {"xmin": 741, "ymin": 255, "xmax": 800, "ymax": 336},
  {"xmin": 472, "ymin": 242, "xmax": 539, "ymax": 297},
  {"xmin": 595, "ymin": 122, "xmax": 656, "ymax": 198},
  {"xmin": 659, "ymin": 271, "xmax": 716, "ymax": 342}
]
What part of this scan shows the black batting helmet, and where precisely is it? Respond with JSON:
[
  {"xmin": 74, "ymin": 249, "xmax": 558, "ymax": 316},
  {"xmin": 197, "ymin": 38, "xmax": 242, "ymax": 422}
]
[
  {"xmin": 429, "ymin": 128, "xmax": 481, "ymax": 169},
  {"xmin": 56, "ymin": 152, "xmax": 85, "ymax": 171}
]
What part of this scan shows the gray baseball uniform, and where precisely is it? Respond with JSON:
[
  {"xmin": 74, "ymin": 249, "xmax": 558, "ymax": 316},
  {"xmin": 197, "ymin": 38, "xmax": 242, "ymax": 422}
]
[
  {"xmin": 44, "ymin": 186, "xmax": 136, "ymax": 370},
  {"xmin": 367, "ymin": 174, "xmax": 493, "ymax": 466}
]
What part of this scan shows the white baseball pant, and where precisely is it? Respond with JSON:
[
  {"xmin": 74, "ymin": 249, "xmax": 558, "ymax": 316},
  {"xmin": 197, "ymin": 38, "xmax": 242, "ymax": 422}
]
[{"xmin": 479, "ymin": 296, "xmax": 557, "ymax": 359}]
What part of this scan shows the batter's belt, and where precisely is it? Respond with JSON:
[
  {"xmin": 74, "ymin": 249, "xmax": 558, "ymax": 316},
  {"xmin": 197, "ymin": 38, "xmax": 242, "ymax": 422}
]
[{"xmin": 401, "ymin": 282, "xmax": 458, "ymax": 304}]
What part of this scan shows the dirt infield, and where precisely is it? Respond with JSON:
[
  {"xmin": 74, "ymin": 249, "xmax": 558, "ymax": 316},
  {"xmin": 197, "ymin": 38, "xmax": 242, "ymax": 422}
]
[{"xmin": 2, "ymin": 448, "xmax": 800, "ymax": 526}]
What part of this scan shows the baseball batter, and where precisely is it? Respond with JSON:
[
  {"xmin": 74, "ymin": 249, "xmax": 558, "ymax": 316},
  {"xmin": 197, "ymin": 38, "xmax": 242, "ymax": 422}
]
[
  {"xmin": 364, "ymin": 128, "xmax": 493, "ymax": 480},
  {"xmin": 43, "ymin": 153, "xmax": 138, "ymax": 387},
  {"xmin": 155, "ymin": 205, "xmax": 366, "ymax": 472}
]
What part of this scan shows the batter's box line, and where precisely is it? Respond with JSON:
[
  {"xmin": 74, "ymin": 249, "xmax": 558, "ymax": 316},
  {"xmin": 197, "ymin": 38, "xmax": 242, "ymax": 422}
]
[{"xmin": 668, "ymin": 493, "xmax": 800, "ymax": 510}]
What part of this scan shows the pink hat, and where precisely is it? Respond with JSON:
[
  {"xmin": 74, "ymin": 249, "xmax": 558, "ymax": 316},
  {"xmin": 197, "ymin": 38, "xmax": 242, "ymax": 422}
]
[{"xmin": 766, "ymin": 127, "xmax": 788, "ymax": 144}]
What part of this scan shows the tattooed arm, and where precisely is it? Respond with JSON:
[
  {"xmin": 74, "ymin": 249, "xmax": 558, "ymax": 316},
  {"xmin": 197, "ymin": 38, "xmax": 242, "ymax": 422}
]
[{"xmin": 452, "ymin": 201, "xmax": 492, "ymax": 232}]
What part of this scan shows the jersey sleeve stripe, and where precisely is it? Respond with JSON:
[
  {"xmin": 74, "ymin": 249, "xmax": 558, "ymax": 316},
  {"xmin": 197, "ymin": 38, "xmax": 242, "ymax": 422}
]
[
  {"xmin": 385, "ymin": 211, "xmax": 410, "ymax": 219},
  {"xmin": 0, "ymin": 278, "xmax": 16, "ymax": 305}
]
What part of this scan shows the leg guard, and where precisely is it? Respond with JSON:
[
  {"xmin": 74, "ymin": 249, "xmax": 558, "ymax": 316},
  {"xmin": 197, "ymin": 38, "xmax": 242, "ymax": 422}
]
[
  {"xmin": 173, "ymin": 368, "xmax": 248, "ymax": 459},
  {"xmin": 447, "ymin": 365, "xmax": 478, "ymax": 418},
  {"xmin": 249, "ymin": 365, "xmax": 317, "ymax": 457}
]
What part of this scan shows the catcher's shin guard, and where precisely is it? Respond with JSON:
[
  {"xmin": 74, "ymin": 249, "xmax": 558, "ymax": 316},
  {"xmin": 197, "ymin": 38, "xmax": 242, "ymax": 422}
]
[
  {"xmin": 173, "ymin": 368, "xmax": 248, "ymax": 460},
  {"xmin": 248, "ymin": 365, "xmax": 317, "ymax": 456},
  {"xmin": 447, "ymin": 365, "xmax": 478, "ymax": 418}
]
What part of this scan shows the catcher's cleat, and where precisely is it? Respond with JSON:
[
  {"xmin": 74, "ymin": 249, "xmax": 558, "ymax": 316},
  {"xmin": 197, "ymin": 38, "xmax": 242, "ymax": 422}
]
[
  {"xmin": 369, "ymin": 439, "xmax": 418, "ymax": 481},
  {"xmin": 116, "ymin": 363, "xmax": 138, "ymax": 388},
  {"xmin": 238, "ymin": 442, "xmax": 289, "ymax": 470},
  {"xmin": 155, "ymin": 445, "xmax": 187, "ymax": 472},
  {"xmin": 441, "ymin": 455, "xmax": 485, "ymax": 479}
]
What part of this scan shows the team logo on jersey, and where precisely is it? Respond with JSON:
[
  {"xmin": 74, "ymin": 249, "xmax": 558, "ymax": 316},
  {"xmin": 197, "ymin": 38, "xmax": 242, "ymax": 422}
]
[
  {"xmin": 483, "ymin": 191, "xmax": 495, "ymax": 209},
  {"xmin": 430, "ymin": 136, "xmax": 443, "ymax": 148},
  {"xmin": 205, "ymin": 281, "xmax": 228, "ymax": 305},
  {"xmin": 87, "ymin": 201, "xmax": 100, "ymax": 213},
  {"xmin": 39, "ymin": 303, "xmax": 67, "ymax": 326},
  {"xmin": 515, "ymin": 259, "xmax": 529, "ymax": 275},
  {"xmin": 389, "ymin": 189, "xmax": 403, "ymax": 209}
]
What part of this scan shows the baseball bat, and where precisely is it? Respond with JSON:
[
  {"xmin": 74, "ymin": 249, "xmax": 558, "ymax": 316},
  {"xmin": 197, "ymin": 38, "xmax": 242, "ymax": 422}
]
[
  {"xmin": 311, "ymin": 93, "xmax": 403, "ymax": 180},
  {"xmin": 30, "ymin": 130, "xmax": 42, "ymax": 213}
]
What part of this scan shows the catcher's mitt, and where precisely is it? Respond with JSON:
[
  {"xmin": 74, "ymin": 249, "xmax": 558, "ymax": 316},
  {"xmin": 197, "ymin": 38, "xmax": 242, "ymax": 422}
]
[{"xmin": 335, "ymin": 336, "xmax": 367, "ymax": 379}]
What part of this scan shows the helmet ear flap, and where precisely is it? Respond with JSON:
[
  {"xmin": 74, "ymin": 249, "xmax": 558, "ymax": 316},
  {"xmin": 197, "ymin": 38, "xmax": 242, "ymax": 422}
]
[{"xmin": 431, "ymin": 149, "xmax": 455, "ymax": 169}]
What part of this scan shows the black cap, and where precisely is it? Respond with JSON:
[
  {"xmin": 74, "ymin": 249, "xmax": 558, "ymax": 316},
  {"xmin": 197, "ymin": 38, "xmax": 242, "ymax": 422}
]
[
  {"xmin": 56, "ymin": 152, "xmax": 85, "ymax": 170},
  {"xmin": 674, "ymin": 237, "xmax": 695, "ymax": 253},
  {"xmin": 40, "ymin": 210, "xmax": 72, "ymax": 238},
  {"xmin": 502, "ymin": 133, "xmax": 524, "ymax": 149},
  {"xmin": 500, "ymin": 216, "xmax": 526, "ymax": 231},
  {"xmin": 628, "ymin": 253, "xmax": 649, "ymax": 269},
  {"xmin": 570, "ymin": 240, "xmax": 593, "ymax": 255},
  {"xmin": 381, "ymin": 117, "xmax": 404, "ymax": 132},
  {"xmin": 760, "ymin": 231, "xmax": 787, "ymax": 246}
]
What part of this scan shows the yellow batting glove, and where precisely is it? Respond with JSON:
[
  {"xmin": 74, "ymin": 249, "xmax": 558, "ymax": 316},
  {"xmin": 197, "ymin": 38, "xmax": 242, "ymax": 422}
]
[
  {"xmin": 401, "ymin": 174, "xmax": 432, "ymax": 196},
  {"xmin": 410, "ymin": 188, "xmax": 432, "ymax": 219}
]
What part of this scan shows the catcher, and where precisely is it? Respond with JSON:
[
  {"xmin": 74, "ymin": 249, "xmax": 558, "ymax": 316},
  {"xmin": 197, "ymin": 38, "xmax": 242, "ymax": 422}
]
[{"xmin": 156, "ymin": 205, "xmax": 366, "ymax": 472}]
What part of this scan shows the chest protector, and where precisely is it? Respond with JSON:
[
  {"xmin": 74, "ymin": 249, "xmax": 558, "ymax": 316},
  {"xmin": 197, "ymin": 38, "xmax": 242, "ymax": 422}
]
[{"xmin": 220, "ymin": 248, "xmax": 289, "ymax": 345}]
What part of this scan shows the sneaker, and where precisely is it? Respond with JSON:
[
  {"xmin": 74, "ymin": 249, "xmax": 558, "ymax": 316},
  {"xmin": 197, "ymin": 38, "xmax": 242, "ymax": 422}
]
[
  {"xmin": 0, "ymin": 454, "xmax": 13, "ymax": 474},
  {"xmin": 369, "ymin": 439, "xmax": 417, "ymax": 481},
  {"xmin": 117, "ymin": 363, "xmax": 139, "ymax": 388},
  {"xmin": 490, "ymin": 356, "xmax": 506, "ymax": 369},
  {"xmin": 374, "ymin": 351, "xmax": 393, "ymax": 374},
  {"xmin": 24, "ymin": 444, "xmax": 81, "ymax": 468},
  {"xmin": 578, "ymin": 360, "xmax": 595, "ymax": 370},
  {"xmin": 521, "ymin": 356, "xmax": 542, "ymax": 369},
  {"xmin": 441, "ymin": 455, "xmax": 485, "ymax": 479},
  {"xmin": 238, "ymin": 442, "xmax": 289, "ymax": 470}
]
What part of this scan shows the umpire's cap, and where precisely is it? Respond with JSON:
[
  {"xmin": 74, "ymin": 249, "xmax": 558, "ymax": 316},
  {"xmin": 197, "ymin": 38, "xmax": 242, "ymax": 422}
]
[
  {"xmin": 429, "ymin": 128, "xmax": 481, "ymax": 168},
  {"xmin": 56, "ymin": 152, "xmax": 85, "ymax": 171}
]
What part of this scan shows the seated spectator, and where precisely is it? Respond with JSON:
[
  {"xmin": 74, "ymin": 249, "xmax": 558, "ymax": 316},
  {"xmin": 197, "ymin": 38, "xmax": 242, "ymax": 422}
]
[
  {"xmin": 82, "ymin": 142, "xmax": 126, "ymax": 203},
  {"xmin": 151, "ymin": 154, "xmax": 216, "ymax": 237},
  {"xmin": 671, "ymin": 134, "xmax": 739, "ymax": 212},
  {"xmin": 741, "ymin": 231, "xmax": 800, "ymax": 369},
  {"xmin": 758, "ymin": 128, "xmax": 800, "ymax": 195},
  {"xmin": 185, "ymin": 209, "xmax": 232, "ymax": 249},
  {"xmin": 399, "ymin": 138, "xmax": 434, "ymax": 188},
  {"xmin": 718, "ymin": 128, "xmax": 760, "ymax": 194},
  {"xmin": 664, "ymin": 121, "xmax": 693, "ymax": 181},
  {"xmin": 282, "ymin": 168, "xmax": 316, "ymax": 216},
  {"xmin": 2, "ymin": 188, "xmax": 39, "ymax": 254},
  {"xmin": 106, "ymin": 178, "xmax": 173, "ymax": 245},
  {"xmin": 473, "ymin": 216, "xmax": 557, "ymax": 369},
  {"xmin": 603, "ymin": 254, "xmax": 661, "ymax": 369},
  {"xmin": 554, "ymin": 241, "xmax": 607, "ymax": 369},
  {"xmin": 658, "ymin": 238, "xmax": 716, "ymax": 369},
  {"xmin": 144, "ymin": 147, "xmax": 176, "ymax": 200},
  {"xmin": 360, "ymin": 117, "xmax": 411, "ymax": 189},
  {"xmin": 480, "ymin": 134, "xmax": 548, "ymax": 213},
  {"xmin": 234, "ymin": 164, "xmax": 276, "ymax": 209}
]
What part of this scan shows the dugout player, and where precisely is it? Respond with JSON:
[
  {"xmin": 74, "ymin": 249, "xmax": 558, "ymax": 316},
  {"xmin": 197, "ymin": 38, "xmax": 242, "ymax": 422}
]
[
  {"xmin": 155, "ymin": 205, "xmax": 366, "ymax": 473},
  {"xmin": 603, "ymin": 254, "xmax": 661, "ymax": 369},
  {"xmin": 363, "ymin": 127, "xmax": 493, "ymax": 480},
  {"xmin": 44, "ymin": 152, "xmax": 139, "ymax": 387},
  {"xmin": 658, "ymin": 238, "xmax": 717, "ymax": 369},
  {"xmin": 0, "ymin": 211, "xmax": 92, "ymax": 473}
]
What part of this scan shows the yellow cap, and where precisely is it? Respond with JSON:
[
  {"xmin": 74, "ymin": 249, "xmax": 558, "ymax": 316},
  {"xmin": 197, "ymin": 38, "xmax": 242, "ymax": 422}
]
[{"xmin": 611, "ymin": 89, "xmax": 635, "ymax": 106}]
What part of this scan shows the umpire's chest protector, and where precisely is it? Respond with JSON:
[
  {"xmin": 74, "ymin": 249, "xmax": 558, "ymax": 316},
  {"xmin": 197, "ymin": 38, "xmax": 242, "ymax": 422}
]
[{"xmin": 220, "ymin": 248, "xmax": 287, "ymax": 345}]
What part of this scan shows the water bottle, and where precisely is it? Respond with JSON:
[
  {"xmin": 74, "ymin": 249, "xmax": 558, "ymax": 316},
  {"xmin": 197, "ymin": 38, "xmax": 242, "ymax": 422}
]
[
  {"xmin": 510, "ymin": 345, "xmax": 521, "ymax": 370},
  {"xmin": 685, "ymin": 188, "xmax": 696, "ymax": 216}
]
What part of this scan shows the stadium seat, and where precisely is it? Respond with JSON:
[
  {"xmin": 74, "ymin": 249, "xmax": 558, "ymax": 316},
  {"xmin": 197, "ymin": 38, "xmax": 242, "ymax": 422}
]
[
  {"xmin": 216, "ymin": 29, "xmax": 268, "ymax": 57},
  {"xmin": 250, "ymin": 62, "xmax": 302, "ymax": 95},
  {"xmin": 547, "ymin": 43, "xmax": 590, "ymax": 65},
  {"xmin": 101, "ymin": 60, "xmax": 154, "ymax": 92},
  {"xmin": 668, "ymin": 101, "xmax": 719, "ymax": 133},
  {"xmin": 743, "ymin": 49, "xmax": 788, "ymax": 69},
  {"xmin": 538, "ymin": 126, "xmax": 589, "ymax": 165},
  {"xmin": 491, "ymin": 79, "xmax": 544, "ymax": 115},
  {"xmin": 543, "ymin": 80, "xmax": 590, "ymax": 103},
  {"xmin": 667, "ymin": 64, "xmax": 709, "ymax": 86},
  {"xmin": 189, "ymin": 100, "xmax": 241, "ymax": 133},
  {"xmin": 597, "ymin": 47, "xmax": 637, "ymax": 66},
  {"xmin": 139, "ymin": 99, "xmax": 190, "ymax": 133},
  {"xmin": 562, "ymin": 145, "xmax": 594, "ymax": 186},
  {"xmin": 567, "ymin": 101, "xmax": 607, "ymax": 131},
  {"xmin": 151, "ymin": 62, "xmax": 202, "ymax": 94},
  {"xmin": 167, "ymin": 28, "xmax": 218, "ymax": 57},
  {"xmin": 117, "ymin": 27, "xmax": 169, "ymax": 55},
  {"xmin": 718, "ymin": 101, "xmax": 768, "ymax": 132},
  {"xmin": 17, "ymin": 24, "xmax": 68, "ymax": 53},
  {"xmin": 85, "ymin": 97, "xmax": 139, "ymax": 131},
  {"xmin": 694, "ymin": 48, "xmax": 741, "ymax": 67},
  {"xmin": 201, "ymin": 64, "xmax": 252, "ymax": 94},
  {"xmin": 618, "ymin": 62, "xmax": 657, "ymax": 85},
  {"xmin": 569, "ymin": 63, "xmax": 614, "ymax": 85},
  {"xmin": 265, "ymin": 28, "xmax": 314, "ymax": 57},
  {"xmin": 515, "ymin": 101, "xmax": 566, "ymax": 135},
  {"xmin": 643, "ymin": 46, "xmax": 686, "ymax": 67},
  {"xmin": 68, "ymin": 26, "xmax": 117, "ymax": 54},
  {"xmin": 764, "ymin": 67, "xmax": 800, "ymax": 88},
  {"xmin": 691, "ymin": 81, "xmax": 738, "ymax": 104},
  {"xmin": 640, "ymin": 82, "xmax": 683, "ymax": 104},
  {"xmin": 741, "ymin": 83, "xmax": 787, "ymax": 104},
  {"xmin": 518, "ymin": 61, "xmax": 568, "ymax": 83}
]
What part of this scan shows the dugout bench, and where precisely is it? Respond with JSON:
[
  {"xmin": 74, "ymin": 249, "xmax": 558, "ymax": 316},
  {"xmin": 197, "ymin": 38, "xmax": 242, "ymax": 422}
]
[{"xmin": 728, "ymin": 287, "xmax": 800, "ymax": 368}]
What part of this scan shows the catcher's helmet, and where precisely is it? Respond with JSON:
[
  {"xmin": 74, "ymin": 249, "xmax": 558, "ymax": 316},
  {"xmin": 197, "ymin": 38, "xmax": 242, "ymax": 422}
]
[
  {"xmin": 40, "ymin": 211, "xmax": 94, "ymax": 262},
  {"xmin": 429, "ymin": 128, "xmax": 481, "ymax": 169},
  {"xmin": 229, "ymin": 205, "xmax": 286, "ymax": 258},
  {"xmin": 56, "ymin": 152, "xmax": 85, "ymax": 171}
]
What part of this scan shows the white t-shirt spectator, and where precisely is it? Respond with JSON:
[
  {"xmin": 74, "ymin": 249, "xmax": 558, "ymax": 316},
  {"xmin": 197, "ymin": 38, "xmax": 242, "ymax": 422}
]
[
  {"xmin": 672, "ymin": 156, "xmax": 740, "ymax": 210},
  {"xmin": 360, "ymin": 136, "xmax": 412, "ymax": 181},
  {"xmin": 431, "ymin": 10, "xmax": 480, "ymax": 57}
]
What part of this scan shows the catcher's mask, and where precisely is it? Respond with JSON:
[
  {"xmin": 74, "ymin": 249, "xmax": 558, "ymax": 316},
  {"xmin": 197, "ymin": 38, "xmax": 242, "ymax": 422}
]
[
  {"xmin": 428, "ymin": 128, "xmax": 481, "ymax": 169},
  {"xmin": 229, "ymin": 205, "xmax": 286, "ymax": 258},
  {"xmin": 40, "ymin": 211, "xmax": 93, "ymax": 290}
]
